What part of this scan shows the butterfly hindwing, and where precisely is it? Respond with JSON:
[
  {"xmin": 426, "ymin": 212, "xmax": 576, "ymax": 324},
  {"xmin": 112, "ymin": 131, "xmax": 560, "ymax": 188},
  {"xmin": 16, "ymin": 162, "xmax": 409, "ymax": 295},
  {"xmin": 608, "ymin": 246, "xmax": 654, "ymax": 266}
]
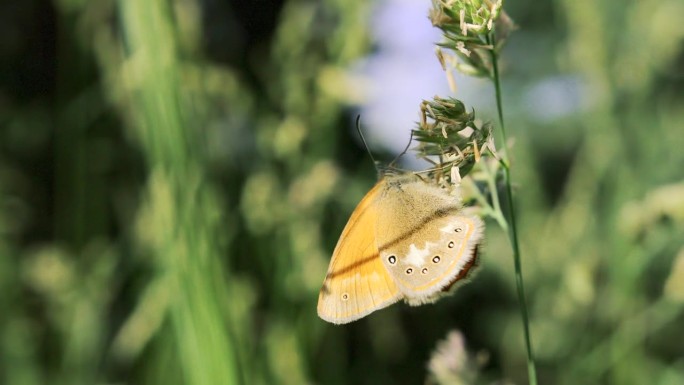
[
  {"xmin": 381, "ymin": 215, "xmax": 482, "ymax": 304},
  {"xmin": 375, "ymin": 177, "xmax": 483, "ymax": 304}
]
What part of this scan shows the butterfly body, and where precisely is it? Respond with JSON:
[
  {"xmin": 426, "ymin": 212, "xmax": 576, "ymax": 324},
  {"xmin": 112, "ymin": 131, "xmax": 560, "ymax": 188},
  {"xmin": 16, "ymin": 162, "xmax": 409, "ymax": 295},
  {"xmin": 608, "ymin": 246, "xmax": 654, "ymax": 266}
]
[{"xmin": 317, "ymin": 174, "xmax": 483, "ymax": 324}]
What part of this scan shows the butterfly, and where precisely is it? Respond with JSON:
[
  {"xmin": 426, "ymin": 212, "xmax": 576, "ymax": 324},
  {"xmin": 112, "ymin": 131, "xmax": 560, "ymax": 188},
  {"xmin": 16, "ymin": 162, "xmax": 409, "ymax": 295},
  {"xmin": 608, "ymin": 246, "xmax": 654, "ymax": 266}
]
[{"xmin": 317, "ymin": 173, "xmax": 484, "ymax": 324}]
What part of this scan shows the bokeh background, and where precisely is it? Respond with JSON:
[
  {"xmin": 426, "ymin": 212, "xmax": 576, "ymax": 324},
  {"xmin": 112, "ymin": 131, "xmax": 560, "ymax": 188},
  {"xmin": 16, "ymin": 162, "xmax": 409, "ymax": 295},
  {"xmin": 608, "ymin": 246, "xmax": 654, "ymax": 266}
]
[{"xmin": 1, "ymin": 0, "xmax": 683, "ymax": 384}]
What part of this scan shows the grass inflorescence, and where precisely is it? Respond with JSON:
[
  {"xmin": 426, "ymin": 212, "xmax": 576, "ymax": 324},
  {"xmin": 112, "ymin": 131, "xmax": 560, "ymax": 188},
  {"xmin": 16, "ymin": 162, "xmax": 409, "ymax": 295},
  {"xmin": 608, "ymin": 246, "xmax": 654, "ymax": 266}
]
[{"xmin": 416, "ymin": 1, "xmax": 538, "ymax": 384}]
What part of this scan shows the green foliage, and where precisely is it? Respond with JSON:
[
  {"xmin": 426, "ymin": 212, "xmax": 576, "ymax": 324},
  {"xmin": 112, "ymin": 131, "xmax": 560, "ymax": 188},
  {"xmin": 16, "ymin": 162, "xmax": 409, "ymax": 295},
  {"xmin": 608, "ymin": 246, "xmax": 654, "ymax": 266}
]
[{"xmin": 1, "ymin": 0, "xmax": 683, "ymax": 384}]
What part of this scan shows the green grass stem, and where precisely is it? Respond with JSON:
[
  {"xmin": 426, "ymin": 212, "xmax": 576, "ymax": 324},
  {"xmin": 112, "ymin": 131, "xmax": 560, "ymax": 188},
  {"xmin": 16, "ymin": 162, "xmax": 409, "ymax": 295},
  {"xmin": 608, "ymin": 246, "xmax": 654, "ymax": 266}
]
[{"xmin": 487, "ymin": 33, "xmax": 539, "ymax": 385}]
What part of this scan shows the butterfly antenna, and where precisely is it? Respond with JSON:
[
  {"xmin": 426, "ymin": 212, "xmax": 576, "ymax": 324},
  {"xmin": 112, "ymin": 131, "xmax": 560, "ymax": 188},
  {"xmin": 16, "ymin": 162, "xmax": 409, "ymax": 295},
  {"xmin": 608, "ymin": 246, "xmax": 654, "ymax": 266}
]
[
  {"xmin": 388, "ymin": 130, "xmax": 414, "ymax": 168},
  {"xmin": 355, "ymin": 115, "xmax": 380, "ymax": 173}
]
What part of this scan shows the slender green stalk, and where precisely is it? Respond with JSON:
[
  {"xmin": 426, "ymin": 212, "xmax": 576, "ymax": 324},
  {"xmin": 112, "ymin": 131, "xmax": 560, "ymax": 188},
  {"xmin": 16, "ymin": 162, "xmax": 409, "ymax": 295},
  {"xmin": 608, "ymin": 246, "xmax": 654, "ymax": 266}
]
[
  {"xmin": 488, "ymin": 33, "xmax": 539, "ymax": 385},
  {"xmin": 481, "ymin": 160, "xmax": 507, "ymax": 230}
]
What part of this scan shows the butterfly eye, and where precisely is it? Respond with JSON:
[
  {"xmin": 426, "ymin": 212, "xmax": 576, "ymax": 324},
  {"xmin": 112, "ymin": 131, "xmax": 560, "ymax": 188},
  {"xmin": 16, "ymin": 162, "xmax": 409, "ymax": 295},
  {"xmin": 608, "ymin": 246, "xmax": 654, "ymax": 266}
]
[
  {"xmin": 421, "ymin": 268, "xmax": 428, "ymax": 274},
  {"xmin": 448, "ymin": 241, "xmax": 455, "ymax": 248},
  {"xmin": 341, "ymin": 293, "xmax": 349, "ymax": 301},
  {"xmin": 432, "ymin": 256, "xmax": 441, "ymax": 263},
  {"xmin": 455, "ymin": 227, "xmax": 462, "ymax": 233},
  {"xmin": 388, "ymin": 255, "xmax": 397, "ymax": 265},
  {"xmin": 405, "ymin": 268, "xmax": 413, "ymax": 275}
]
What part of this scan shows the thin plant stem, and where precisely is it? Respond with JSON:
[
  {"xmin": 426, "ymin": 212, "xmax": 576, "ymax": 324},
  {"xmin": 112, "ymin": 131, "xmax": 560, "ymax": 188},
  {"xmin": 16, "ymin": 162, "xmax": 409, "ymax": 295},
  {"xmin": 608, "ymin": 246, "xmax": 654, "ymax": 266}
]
[
  {"xmin": 487, "ymin": 33, "xmax": 539, "ymax": 385},
  {"xmin": 482, "ymin": 160, "xmax": 507, "ymax": 230}
]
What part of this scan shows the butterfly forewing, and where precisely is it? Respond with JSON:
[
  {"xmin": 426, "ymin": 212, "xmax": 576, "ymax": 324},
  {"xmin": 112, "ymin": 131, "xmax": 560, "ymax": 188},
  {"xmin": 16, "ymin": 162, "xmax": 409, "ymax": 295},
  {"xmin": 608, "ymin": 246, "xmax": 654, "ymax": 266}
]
[{"xmin": 317, "ymin": 181, "xmax": 402, "ymax": 324}]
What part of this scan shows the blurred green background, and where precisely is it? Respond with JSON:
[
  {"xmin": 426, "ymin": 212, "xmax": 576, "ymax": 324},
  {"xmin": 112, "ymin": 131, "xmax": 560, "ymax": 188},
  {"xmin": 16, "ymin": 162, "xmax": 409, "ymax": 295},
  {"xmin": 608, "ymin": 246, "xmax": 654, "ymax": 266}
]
[{"xmin": 1, "ymin": 0, "xmax": 683, "ymax": 384}]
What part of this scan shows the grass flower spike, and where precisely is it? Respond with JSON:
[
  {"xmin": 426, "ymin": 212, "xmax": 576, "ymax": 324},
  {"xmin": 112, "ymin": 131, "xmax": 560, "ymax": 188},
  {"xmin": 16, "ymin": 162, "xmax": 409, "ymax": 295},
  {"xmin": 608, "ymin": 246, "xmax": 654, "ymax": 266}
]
[
  {"xmin": 424, "ymin": 1, "xmax": 538, "ymax": 384},
  {"xmin": 413, "ymin": 97, "xmax": 491, "ymax": 185},
  {"xmin": 430, "ymin": 0, "xmax": 514, "ymax": 78}
]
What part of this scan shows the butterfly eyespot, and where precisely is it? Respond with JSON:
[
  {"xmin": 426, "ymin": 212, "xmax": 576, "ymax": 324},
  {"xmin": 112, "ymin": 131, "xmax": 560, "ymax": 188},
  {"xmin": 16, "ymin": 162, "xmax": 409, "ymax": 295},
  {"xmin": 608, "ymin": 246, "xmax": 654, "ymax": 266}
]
[
  {"xmin": 388, "ymin": 255, "xmax": 397, "ymax": 265},
  {"xmin": 341, "ymin": 293, "xmax": 349, "ymax": 301},
  {"xmin": 455, "ymin": 227, "xmax": 462, "ymax": 233},
  {"xmin": 448, "ymin": 241, "xmax": 455, "ymax": 248},
  {"xmin": 432, "ymin": 256, "xmax": 441, "ymax": 263},
  {"xmin": 405, "ymin": 268, "xmax": 413, "ymax": 275},
  {"xmin": 421, "ymin": 268, "xmax": 428, "ymax": 274}
]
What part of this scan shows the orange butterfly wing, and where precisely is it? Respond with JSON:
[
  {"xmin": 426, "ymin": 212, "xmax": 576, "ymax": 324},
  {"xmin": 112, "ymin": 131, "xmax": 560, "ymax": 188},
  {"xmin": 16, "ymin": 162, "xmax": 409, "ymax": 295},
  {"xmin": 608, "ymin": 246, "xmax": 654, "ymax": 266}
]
[{"xmin": 317, "ymin": 181, "xmax": 402, "ymax": 324}]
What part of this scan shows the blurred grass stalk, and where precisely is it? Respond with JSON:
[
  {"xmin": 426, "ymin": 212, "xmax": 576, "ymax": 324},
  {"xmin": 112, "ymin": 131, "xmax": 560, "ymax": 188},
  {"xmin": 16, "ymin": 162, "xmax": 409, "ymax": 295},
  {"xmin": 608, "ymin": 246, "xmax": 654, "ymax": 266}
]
[
  {"xmin": 118, "ymin": 0, "xmax": 239, "ymax": 384},
  {"xmin": 556, "ymin": 0, "xmax": 684, "ymax": 383}
]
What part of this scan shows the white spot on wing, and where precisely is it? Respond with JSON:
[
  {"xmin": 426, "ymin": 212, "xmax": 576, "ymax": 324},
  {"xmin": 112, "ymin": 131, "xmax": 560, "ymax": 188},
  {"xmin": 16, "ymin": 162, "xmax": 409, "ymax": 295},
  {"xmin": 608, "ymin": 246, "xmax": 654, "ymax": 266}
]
[
  {"xmin": 440, "ymin": 224, "xmax": 453, "ymax": 233},
  {"xmin": 404, "ymin": 243, "xmax": 434, "ymax": 267}
]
